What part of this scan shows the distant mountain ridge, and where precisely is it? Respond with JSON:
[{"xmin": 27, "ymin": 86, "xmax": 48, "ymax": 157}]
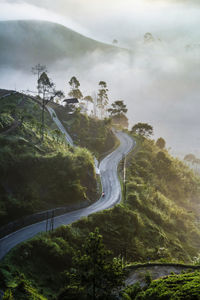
[{"xmin": 0, "ymin": 20, "xmax": 124, "ymax": 69}]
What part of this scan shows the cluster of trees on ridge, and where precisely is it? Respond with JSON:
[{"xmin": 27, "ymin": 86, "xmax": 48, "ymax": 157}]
[
  {"xmin": 31, "ymin": 63, "xmax": 129, "ymax": 130},
  {"xmin": 31, "ymin": 64, "xmax": 172, "ymax": 147}
]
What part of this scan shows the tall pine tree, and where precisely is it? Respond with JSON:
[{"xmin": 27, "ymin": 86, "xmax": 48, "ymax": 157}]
[{"xmin": 97, "ymin": 81, "xmax": 109, "ymax": 119}]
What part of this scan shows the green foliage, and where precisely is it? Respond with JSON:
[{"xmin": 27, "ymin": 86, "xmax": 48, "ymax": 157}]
[
  {"xmin": 68, "ymin": 76, "xmax": 83, "ymax": 99},
  {"xmin": 0, "ymin": 142, "xmax": 96, "ymax": 225},
  {"xmin": 9, "ymin": 279, "xmax": 47, "ymax": 300},
  {"xmin": 156, "ymin": 137, "xmax": 166, "ymax": 149},
  {"xmin": 60, "ymin": 228, "xmax": 125, "ymax": 300},
  {"xmin": 2, "ymin": 290, "xmax": 13, "ymax": 300},
  {"xmin": 1, "ymin": 271, "xmax": 47, "ymax": 299},
  {"xmin": 108, "ymin": 100, "xmax": 128, "ymax": 128},
  {"xmin": 1, "ymin": 228, "xmax": 125, "ymax": 299},
  {"xmin": 2, "ymin": 130, "xmax": 200, "ymax": 299},
  {"xmin": 53, "ymin": 90, "xmax": 65, "ymax": 103},
  {"xmin": 53, "ymin": 105, "xmax": 116, "ymax": 158},
  {"xmin": 112, "ymin": 113, "xmax": 129, "ymax": 128},
  {"xmin": 84, "ymin": 95, "xmax": 93, "ymax": 103},
  {"xmin": 0, "ymin": 94, "xmax": 97, "ymax": 225},
  {"xmin": 108, "ymin": 100, "xmax": 128, "ymax": 115},
  {"xmin": 122, "ymin": 283, "xmax": 142, "ymax": 300},
  {"xmin": 123, "ymin": 138, "xmax": 200, "ymax": 261},
  {"xmin": 132, "ymin": 123, "xmax": 153, "ymax": 138},
  {"xmin": 0, "ymin": 113, "xmax": 14, "ymax": 131},
  {"xmin": 97, "ymin": 81, "xmax": 109, "ymax": 119},
  {"xmin": 134, "ymin": 271, "xmax": 200, "ymax": 299},
  {"xmin": 144, "ymin": 271, "xmax": 152, "ymax": 287},
  {"xmin": 38, "ymin": 72, "xmax": 54, "ymax": 99}
]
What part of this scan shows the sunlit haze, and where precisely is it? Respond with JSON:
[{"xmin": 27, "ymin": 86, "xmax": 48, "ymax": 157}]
[{"xmin": 1, "ymin": 0, "xmax": 200, "ymax": 156}]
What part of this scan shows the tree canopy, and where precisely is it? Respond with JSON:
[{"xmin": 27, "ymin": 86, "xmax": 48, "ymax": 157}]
[
  {"xmin": 108, "ymin": 100, "xmax": 127, "ymax": 116},
  {"xmin": 83, "ymin": 96, "xmax": 94, "ymax": 113},
  {"xmin": 156, "ymin": 137, "xmax": 166, "ymax": 149},
  {"xmin": 84, "ymin": 95, "xmax": 93, "ymax": 103},
  {"xmin": 38, "ymin": 72, "xmax": 54, "ymax": 100},
  {"xmin": 97, "ymin": 81, "xmax": 109, "ymax": 119},
  {"xmin": 68, "ymin": 76, "xmax": 83, "ymax": 100},
  {"xmin": 59, "ymin": 228, "xmax": 125, "ymax": 300},
  {"xmin": 132, "ymin": 123, "xmax": 153, "ymax": 138},
  {"xmin": 108, "ymin": 100, "xmax": 128, "ymax": 128}
]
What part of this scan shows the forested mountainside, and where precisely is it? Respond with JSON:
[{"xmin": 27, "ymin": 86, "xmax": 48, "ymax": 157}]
[{"xmin": 1, "ymin": 134, "xmax": 200, "ymax": 299}]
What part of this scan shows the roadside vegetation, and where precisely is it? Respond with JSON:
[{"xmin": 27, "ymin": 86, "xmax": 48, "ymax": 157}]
[
  {"xmin": 48, "ymin": 75, "xmax": 117, "ymax": 158},
  {"xmin": 51, "ymin": 103, "xmax": 116, "ymax": 159},
  {"xmin": 1, "ymin": 125, "xmax": 200, "ymax": 298},
  {"xmin": 123, "ymin": 270, "xmax": 200, "ymax": 299},
  {"xmin": 0, "ymin": 93, "xmax": 97, "ymax": 226},
  {"xmin": 124, "ymin": 133, "xmax": 200, "ymax": 262}
]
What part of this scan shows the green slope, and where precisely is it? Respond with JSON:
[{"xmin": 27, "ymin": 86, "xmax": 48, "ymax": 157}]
[
  {"xmin": 2, "ymin": 134, "xmax": 200, "ymax": 298},
  {"xmin": 0, "ymin": 92, "xmax": 97, "ymax": 226},
  {"xmin": 0, "ymin": 90, "xmax": 116, "ymax": 227},
  {"xmin": 49, "ymin": 102, "xmax": 118, "ymax": 159},
  {"xmin": 123, "ymin": 271, "xmax": 200, "ymax": 299},
  {"xmin": 0, "ymin": 20, "xmax": 125, "ymax": 69}
]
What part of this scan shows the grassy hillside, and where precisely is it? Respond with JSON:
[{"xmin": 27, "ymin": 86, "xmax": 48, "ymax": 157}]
[
  {"xmin": 124, "ymin": 136, "xmax": 200, "ymax": 262},
  {"xmin": 0, "ymin": 92, "xmax": 98, "ymax": 226},
  {"xmin": 50, "ymin": 102, "xmax": 117, "ymax": 159},
  {"xmin": 1, "ymin": 134, "xmax": 200, "ymax": 298},
  {"xmin": 0, "ymin": 20, "xmax": 124, "ymax": 69},
  {"xmin": 123, "ymin": 270, "xmax": 200, "ymax": 299}
]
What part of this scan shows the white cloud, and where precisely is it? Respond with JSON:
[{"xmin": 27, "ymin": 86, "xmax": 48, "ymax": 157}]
[
  {"xmin": 1, "ymin": 0, "xmax": 200, "ymax": 44},
  {"xmin": 0, "ymin": 1, "xmax": 90, "ymax": 36},
  {"xmin": 1, "ymin": 0, "xmax": 200, "ymax": 156}
]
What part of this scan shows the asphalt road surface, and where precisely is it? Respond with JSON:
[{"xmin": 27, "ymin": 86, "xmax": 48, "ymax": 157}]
[{"xmin": 0, "ymin": 131, "xmax": 135, "ymax": 260}]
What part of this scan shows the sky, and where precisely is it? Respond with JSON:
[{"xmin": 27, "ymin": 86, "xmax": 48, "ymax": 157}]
[
  {"xmin": 1, "ymin": 0, "xmax": 200, "ymax": 44},
  {"xmin": 0, "ymin": 0, "xmax": 200, "ymax": 157}
]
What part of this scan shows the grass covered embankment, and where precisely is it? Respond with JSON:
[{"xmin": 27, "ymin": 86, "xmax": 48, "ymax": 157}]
[
  {"xmin": 123, "ymin": 270, "xmax": 200, "ymax": 299},
  {"xmin": 0, "ymin": 93, "xmax": 97, "ymax": 226},
  {"xmin": 123, "ymin": 136, "xmax": 200, "ymax": 262},
  {"xmin": 1, "ymin": 133, "xmax": 200, "ymax": 298},
  {"xmin": 49, "ymin": 102, "xmax": 117, "ymax": 159}
]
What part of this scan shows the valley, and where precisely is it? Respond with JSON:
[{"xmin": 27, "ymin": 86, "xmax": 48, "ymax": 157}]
[
  {"xmin": 1, "ymin": 89, "xmax": 200, "ymax": 299},
  {"xmin": 1, "ymin": 1, "xmax": 200, "ymax": 297}
]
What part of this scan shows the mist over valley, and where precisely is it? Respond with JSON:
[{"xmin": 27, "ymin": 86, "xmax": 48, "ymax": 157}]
[
  {"xmin": 1, "ymin": 1, "xmax": 200, "ymax": 157},
  {"xmin": 2, "ymin": 2, "xmax": 200, "ymax": 298}
]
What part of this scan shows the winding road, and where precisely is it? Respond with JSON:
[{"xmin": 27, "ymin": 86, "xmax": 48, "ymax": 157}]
[{"xmin": 0, "ymin": 121, "xmax": 135, "ymax": 259}]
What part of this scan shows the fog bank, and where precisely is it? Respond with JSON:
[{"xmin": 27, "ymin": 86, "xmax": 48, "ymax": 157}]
[{"xmin": 1, "ymin": 0, "xmax": 200, "ymax": 157}]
